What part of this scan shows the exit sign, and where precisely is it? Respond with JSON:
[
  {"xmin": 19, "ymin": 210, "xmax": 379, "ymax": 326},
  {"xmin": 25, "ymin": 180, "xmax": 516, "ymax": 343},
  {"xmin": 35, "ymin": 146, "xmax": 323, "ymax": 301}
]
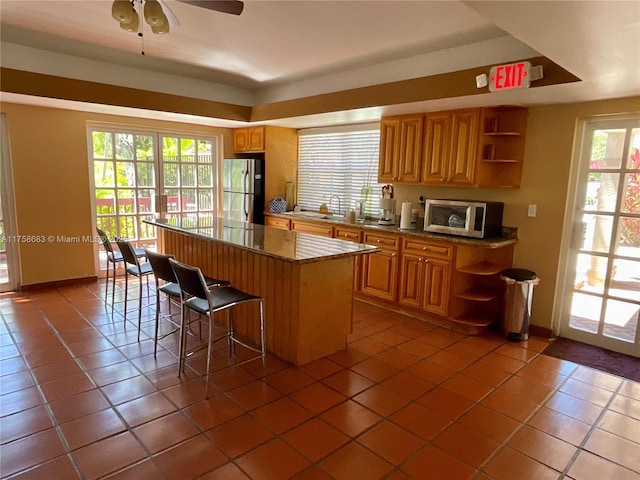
[{"xmin": 489, "ymin": 61, "xmax": 532, "ymax": 92}]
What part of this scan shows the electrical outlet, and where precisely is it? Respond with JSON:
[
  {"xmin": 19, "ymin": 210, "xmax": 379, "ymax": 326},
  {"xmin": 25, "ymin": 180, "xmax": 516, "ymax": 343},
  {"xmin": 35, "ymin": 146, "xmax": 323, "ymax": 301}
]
[{"xmin": 528, "ymin": 204, "xmax": 537, "ymax": 217}]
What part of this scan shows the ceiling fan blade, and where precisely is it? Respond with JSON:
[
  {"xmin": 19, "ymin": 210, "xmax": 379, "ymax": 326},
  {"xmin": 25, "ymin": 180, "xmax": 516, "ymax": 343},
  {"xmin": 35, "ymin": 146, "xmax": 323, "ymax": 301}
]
[
  {"xmin": 175, "ymin": 0, "xmax": 244, "ymax": 15},
  {"xmin": 157, "ymin": 0, "xmax": 181, "ymax": 27}
]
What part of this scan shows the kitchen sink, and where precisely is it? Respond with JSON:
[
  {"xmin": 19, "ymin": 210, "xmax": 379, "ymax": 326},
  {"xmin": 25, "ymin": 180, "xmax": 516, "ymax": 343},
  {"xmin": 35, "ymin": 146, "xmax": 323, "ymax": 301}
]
[{"xmin": 283, "ymin": 211, "xmax": 344, "ymax": 220}]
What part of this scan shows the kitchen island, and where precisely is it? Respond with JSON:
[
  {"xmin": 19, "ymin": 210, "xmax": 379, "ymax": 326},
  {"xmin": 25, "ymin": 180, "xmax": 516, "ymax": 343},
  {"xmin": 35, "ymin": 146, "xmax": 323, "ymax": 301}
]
[{"xmin": 145, "ymin": 217, "xmax": 380, "ymax": 365}]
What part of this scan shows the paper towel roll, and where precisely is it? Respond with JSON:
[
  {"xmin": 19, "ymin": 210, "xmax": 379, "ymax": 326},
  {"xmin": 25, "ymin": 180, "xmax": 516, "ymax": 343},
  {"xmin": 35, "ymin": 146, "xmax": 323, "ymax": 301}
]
[{"xmin": 399, "ymin": 202, "xmax": 412, "ymax": 229}]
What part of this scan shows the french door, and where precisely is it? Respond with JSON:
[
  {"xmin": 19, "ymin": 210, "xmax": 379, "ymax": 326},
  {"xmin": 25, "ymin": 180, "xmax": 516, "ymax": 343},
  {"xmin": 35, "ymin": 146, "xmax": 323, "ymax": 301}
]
[
  {"xmin": 0, "ymin": 113, "xmax": 19, "ymax": 292},
  {"xmin": 558, "ymin": 116, "xmax": 640, "ymax": 356},
  {"xmin": 89, "ymin": 126, "xmax": 219, "ymax": 273}
]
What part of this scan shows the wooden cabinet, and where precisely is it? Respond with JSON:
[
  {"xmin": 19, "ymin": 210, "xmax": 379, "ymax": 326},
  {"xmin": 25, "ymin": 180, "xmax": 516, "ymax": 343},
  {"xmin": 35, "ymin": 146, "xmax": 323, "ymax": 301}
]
[
  {"xmin": 265, "ymin": 216, "xmax": 291, "ymax": 230},
  {"xmin": 399, "ymin": 239, "xmax": 452, "ymax": 316},
  {"xmin": 378, "ymin": 114, "xmax": 423, "ymax": 183},
  {"xmin": 422, "ymin": 109, "xmax": 480, "ymax": 186},
  {"xmin": 291, "ymin": 219, "xmax": 333, "ymax": 237},
  {"xmin": 234, "ymin": 126, "xmax": 265, "ymax": 152},
  {"xmin": 360, "ymin": 232, "xmax": 400, "ymax": 301},
  {"xmin": 476, "ymin": 106, "xmax": 528, "ymax": 188},
  {"xmin": 334, "ymin": 226, "xmax": 363, "ymax": 292},
  {"xmin": 451, "ymin": 243, "xmax": 514, "ymax": 332}
]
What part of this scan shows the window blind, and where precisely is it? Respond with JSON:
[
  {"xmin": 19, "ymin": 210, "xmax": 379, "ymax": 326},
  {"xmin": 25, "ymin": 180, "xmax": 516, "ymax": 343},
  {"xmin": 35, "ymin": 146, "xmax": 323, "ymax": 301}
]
[{"xmin": 297, "ymin": 125, "xmax": 382, "ymax": 218}]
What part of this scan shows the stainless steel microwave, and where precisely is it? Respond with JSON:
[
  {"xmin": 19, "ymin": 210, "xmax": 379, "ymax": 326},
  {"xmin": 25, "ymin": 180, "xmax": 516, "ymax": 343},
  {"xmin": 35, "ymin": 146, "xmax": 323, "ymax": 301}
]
[{"xmin": 424, "ymin": 199, "xmax": 504, "ymax": 238}]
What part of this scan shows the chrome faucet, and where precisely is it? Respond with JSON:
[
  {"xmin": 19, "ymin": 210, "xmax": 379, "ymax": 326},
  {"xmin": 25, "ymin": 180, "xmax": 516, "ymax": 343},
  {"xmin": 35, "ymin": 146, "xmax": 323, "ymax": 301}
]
[{"xmin": 328, "ymin": 195, "xmax": 342, "ymax": 215}]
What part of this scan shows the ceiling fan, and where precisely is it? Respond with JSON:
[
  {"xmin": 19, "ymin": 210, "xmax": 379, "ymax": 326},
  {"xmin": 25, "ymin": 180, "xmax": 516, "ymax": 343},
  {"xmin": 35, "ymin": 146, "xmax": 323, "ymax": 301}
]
[{"xmin": 112, "ymin": 0, "xmax": 244, "ymax": 35}]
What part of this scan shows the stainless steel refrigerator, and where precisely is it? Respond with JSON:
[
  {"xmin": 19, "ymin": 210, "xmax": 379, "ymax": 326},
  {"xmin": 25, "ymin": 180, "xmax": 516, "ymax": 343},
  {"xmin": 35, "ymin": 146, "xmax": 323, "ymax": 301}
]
[{"xmin": 222, "ymin": 158, "xmax": 265, "ymax": 224}]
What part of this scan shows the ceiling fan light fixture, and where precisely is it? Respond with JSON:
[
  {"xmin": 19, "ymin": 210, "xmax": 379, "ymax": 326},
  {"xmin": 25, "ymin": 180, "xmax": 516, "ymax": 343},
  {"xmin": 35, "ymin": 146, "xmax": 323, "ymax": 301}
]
[
  {"xmin": 144, "ymin": 0, "xmax": 167, "ymax": 27},
  {"xmin": 119, "ymin": 9, "xmax": 139, "ymax": 32},
  {"xmin": 151, "ymin": 22, "xmax": 170, "ymax": 34},
  {"xmin": 112, "ymin": 0, "xmax": 134, "ymax": 23}
]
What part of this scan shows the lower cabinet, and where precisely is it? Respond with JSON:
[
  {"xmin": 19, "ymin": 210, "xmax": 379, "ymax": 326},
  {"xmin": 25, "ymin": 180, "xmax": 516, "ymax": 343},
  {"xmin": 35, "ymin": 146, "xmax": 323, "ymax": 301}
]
[
  {"xmin": 291, "ymin": 219, "xmax": 334, "ymax": 237},
  {"xmin": 334, "ymin": 226, "xmax": 364, "ymax": 293},
  {"xmin": 360, "ymin": 232, "xmax": 400, "ymax": 301},
  {"xmin": 398, "ymin": 239, "xmax": 452, "ymax": 317},
  {"xmin": 265, "ymin": 216, "xmax": 291, "ymax": 230}
]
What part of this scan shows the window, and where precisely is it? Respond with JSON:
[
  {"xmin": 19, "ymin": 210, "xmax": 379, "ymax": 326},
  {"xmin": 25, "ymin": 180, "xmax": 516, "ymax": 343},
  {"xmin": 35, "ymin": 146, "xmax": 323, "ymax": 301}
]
[{"xmin": 297, "ymin": 124, "xmax": 382, "ymax": 217}]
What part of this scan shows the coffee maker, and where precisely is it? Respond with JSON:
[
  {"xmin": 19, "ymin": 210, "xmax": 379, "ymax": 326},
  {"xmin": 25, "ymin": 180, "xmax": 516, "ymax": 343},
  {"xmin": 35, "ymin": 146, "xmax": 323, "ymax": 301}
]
[{"xmin": 378, "ymin": 198, "xmax": 396, "ymax": 225}]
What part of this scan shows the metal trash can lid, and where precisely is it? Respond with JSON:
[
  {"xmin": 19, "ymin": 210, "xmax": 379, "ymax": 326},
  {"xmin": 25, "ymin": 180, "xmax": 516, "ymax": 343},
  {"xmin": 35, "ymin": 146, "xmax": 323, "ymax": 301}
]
[{"xmin": 500, "ymin": 268, "xmax": 537, "ymax": 282}]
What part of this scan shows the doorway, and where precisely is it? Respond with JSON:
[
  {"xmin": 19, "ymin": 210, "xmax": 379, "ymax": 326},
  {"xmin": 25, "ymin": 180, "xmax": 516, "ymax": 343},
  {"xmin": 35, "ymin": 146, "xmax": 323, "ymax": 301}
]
[
  {"xmin": 558, "ymin": 115, "xmax": 640, "ymax": 356},
  {"xmin": 0, "ymin": 113, "xmax": 19, "ymax": 292}
]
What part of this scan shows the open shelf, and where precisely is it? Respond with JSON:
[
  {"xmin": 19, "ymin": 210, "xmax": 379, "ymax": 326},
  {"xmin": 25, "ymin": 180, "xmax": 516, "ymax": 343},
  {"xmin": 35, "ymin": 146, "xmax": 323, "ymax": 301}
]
[
  {"xmin": 455, "ymin": 288, "xmax": 497, "ymax": 302},
  {"xmin": 457, "ymin": 261, "xmax": 504, "ymax": 276},
  {"xmin": 482, "ymin": 159, "xmax": 519, "ymax": 163}
]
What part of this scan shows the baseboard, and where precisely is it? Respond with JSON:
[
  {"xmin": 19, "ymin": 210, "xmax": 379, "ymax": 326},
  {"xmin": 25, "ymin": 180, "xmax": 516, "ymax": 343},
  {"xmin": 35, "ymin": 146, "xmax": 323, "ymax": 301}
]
[{"xmin": 20, "ymin": 276, "xmax": 97, "ymax": 292}]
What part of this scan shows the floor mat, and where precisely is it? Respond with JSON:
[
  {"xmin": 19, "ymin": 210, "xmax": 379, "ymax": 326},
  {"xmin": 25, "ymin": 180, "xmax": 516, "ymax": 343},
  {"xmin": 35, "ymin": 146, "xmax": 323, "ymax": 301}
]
[{"xmin": 543, "ymin": 336, "xmax": 640, "ymax": 382}]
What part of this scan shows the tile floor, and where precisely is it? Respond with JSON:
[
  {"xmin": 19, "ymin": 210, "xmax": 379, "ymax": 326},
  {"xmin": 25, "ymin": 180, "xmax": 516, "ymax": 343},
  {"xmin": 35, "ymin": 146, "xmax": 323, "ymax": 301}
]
[{"xmin": 1, "ymin": 280, "xmax": 639, "ymax": 480}]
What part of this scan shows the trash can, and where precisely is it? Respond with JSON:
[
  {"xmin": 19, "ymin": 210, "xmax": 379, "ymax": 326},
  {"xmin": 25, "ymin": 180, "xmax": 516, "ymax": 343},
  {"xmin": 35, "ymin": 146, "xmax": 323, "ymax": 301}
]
[{"xmin": 500, "ymin": 268, "xmax": 540, "ymax": 341}]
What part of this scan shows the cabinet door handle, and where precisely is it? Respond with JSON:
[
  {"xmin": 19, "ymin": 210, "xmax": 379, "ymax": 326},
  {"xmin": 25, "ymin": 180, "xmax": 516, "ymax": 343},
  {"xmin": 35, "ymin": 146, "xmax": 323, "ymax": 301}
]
[{"xmin": 418, "ymin": 257, "xmax": 423, "ymax": 262}]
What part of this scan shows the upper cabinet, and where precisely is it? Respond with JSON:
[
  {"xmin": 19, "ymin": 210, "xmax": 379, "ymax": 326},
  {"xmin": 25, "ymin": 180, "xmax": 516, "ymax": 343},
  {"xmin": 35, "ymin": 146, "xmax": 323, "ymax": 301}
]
[
  {"xmin": 379, "ymin": 106, "xmax": 528, "ymax": 188},
  {"xmin": 475, "ymin": 106, "xmax": 528, "ymax": 188},
  {"xmin": 378, "ymin": 114, "xmax": 423, "ymax": 183},
  {"xmin": 422, "ymin": 109, "xmax": 479, "ymax": 186},
  {"xmin": 234, "ymin": 126, "xmax": 265, "ymax": 152}
]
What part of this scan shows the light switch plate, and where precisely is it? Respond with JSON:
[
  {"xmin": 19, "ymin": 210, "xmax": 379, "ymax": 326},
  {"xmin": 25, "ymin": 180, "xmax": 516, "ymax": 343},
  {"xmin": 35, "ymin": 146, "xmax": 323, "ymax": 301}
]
[{"xmin": 528, "ymin": 204, "xmax": 537, "ymax": 217}]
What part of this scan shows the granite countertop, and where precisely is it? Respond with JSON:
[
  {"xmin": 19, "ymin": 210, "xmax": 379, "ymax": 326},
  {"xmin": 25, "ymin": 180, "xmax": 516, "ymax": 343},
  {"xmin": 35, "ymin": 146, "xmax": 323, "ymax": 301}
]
[
  {"xmin": 145, "ymin": 217, "xmax": 380, "ymax": 264},
  {"xmin": 269, "ymin": 212, "xmax": 518, "ymax": 249}
]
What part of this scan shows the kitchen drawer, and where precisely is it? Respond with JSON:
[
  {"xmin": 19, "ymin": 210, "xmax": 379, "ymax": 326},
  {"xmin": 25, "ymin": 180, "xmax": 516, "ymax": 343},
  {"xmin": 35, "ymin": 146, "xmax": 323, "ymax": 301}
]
[
  {"xmin": 334, "ymin": 227, "xmax": 362, "ymax": 243},
  {"xmin": 403, "ymin": 239, "xmax": 452, "ymax": 260},
  {"xmin": 265, "ymin": 216, "xmax": 291, "ymax": 230},
  {"xmin": 291, "ymin": 220, "xmax": 334, "ymax": 237},
  {"xmin": 363, "ymin": 232, "xmax": 400, "ymax": 250}
]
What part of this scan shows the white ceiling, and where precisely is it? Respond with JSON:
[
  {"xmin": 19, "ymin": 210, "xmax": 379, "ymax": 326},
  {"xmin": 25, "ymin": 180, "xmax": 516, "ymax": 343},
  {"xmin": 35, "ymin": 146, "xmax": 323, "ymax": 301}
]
[{"xmin": 1, "ymin": 0, "xmax": 639, "ymax": 128}]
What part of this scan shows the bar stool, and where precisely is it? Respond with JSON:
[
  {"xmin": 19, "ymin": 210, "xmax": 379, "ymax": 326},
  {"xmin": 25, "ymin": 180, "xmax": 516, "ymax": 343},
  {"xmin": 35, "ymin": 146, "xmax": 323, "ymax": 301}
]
[
  {"xmin": 144, "ymin": 249, "xmax": 230, "ymax": 357},
  {"xmin": 96, "ymin": 227, "xmax": 145, "ymax": 313},
  {"xmin": 115, "ymin": 239, "xmax": 153, "ymax": 340},
  {"xmin": 169, "ymin": 258, "xmax": 265, "ymax": 393}
]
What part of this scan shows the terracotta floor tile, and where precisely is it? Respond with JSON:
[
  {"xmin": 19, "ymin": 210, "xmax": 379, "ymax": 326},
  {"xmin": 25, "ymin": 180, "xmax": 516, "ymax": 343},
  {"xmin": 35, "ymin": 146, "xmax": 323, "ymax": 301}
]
[
  {"xmin": 369, "ymin": 329, "xmax": 410, "ymax": 347},
  {"xmin": 283, "ymin": 418, "xmax": 349, "ymax": 461},
  {"xmin": 100, "ymin": 374, "xmax": 157, "ymax": 405},
  {"xmin": 198, "ymin": 462, "xmax": 250, "ymax": 480},
  {"xmin": 205, "ymin": 365, "xmax": 257, "ymax": 392},
  {"xmin": 416, "ymin": 330, "xmax": 461, "ymax": 349},
  {"xmin": 353, "ymin": 384, "xmax": 411, "ymax": 416},
  {"xmin": 620, "ymin": 379, "xmax": 640, "ymax": 401},
  {"xmin": 67, "ymin": 338, "xmax": 114, "ymax": 357},
  {"xmin": 357, "ymin": 420, "xmax": 423, "ymax": 465},
  {"xmin": 481, "ymin": 388, "xmax": 539, "ymax": 422},
  {"xmin": 299, "ymin": 358, "xmax": 343, "ymax": 380},
  {"xmin": 479, "ymin": 352, "xmax": 526, "ymax": 374},
  {"xmin": 226, "ymin": 379, "xmax": 282, "ymax": 411},
  {"xmin": 291, "ymin": 465, "xmax": 333, "ymax": 480},
  {"xmin": 445, "ymin": 342, "xmax": 488, "ymax": 362},
  {"xmin": 23, "ymin": 345, "xmax": 72, "ymax": 368},
  {"xmin": 381, "ymin": 371, "xmax": 434, "ymax": 400},
  {"xmin": 322, "ymin": 369, "xmax": 375, "ymax": 397},
  {"xmin": 461, "ymin": 362, "xmax": 511, "ymax": 388},
  {"xmin": 321, "ymin": 399, "xmax": 382, "ymax": 437},
  {"xmin": 527, "ymin": 354, "xmax": 579, "ymax": 376},
  {"xmin": 263, "ymin": 367, "xmax": 316, "ymax": 394},
  {"xmin": 584, "ymin": 428, "xmax": 640, "ymax": 473},
  {"xmin": 494, "ymin": 343, "xmax": 539, "ymax": 362},
  {"xmin": 441, "ymin": 373, "xmax": 494, "ymax": 402},
  {"xmin": 14, "ymin": 335, "xmax": 63, "ymax": 355},
  {"xmin": 545, "ymin": 391, "xmax": 604, "ymax": 424},
  {"xmin": 1, "ymin": 370, "xmax": 36, "ymax": 394},
  {"xmin": 208, "ymin": 413, "xmax": 274, "ymax": 458},
  {"xmin": 568, "ymin": 450, "xmax": 638, "ymax": 480},
  {"xmin": 30, "ymin": 358, "xmax": 85, "ymax": 385},
  {"xmin": 48, "ymin": 388, "xmax": 110, "ymax": 424},
  {"xmin": 60, "ymin": 408, "xmax": 127, "ymax": 450},
  {"xmin": 527, "ymin": 406, "xmax": 591, "ymax": 446},
  {"xmin": 253, "ymin": 397, "xmax": 314, "ymax": 434},
  {"xmin": 0, "ymin": 404, "xmax": 54, "ymax": 444},
  {"xmin": 499, "ymin": 375, "xmax": 555, "ymax": 404},
  {"xmin": 183, "ymin": 394, "xmax": 245, "ymax": 430},
  {"xmin": 0, "ymin": 355, "xmax": 29, "ymax": 376},
  {"xmin": 290, "ymin": 383, "xmax": 347, "ymax": 414},
  {"xmin": 484, "ymin": 446, "xmax": 561, "ymax": 480},
  {"xmin": 6, "ymin": 455, "xmax": 80, "ymax": 480},
  {"xmin": 163, "ymin": 377, "xmax": 220, "ymax": 408},
  {"xmin": 433, "ymin": 422, "xmax": 500, "ymax": 468},
  {"xmin": 236, "ymin": 438, "xmax": 310, "ymax": 480},
  {"xmin": 571, "ymin": 365, "xmax": 624, "ymax": 391},
  {"xmin": 40, "ymin": 373, "xmax": 96, "ymax": 402},
  {"xmin": 559, "ymin": 377, "xmax": 615, "ymax": 407},
  {"xmin": 88, "ymin": 361, "xmax": 141, "ymax": 387},
  {"xmin": 375, "ymin": 348, "xmax": 423, "ymax": 370},
  {"xmin": 609, "ymin": 393, "xmax": 640, "ymax": 420},
  {"xmin": 407, "ymin": 359, "xmax": 456, "ymax": 385},
  {"xmin": 597, "ymin": 409, "xmax": 640, "ymax": 443},
  {"xmin": 130, "ymin": 350, "xmax": 177, "ymax": 373},
  {"xmin": 0, "ymin": 386, "xmax": 45, "ymax": 416},
  {"xmin": 458, "ymin": 405, "xmax": 521, "ymax": 443},
  {"xmin": 349, "ymin": 336, "xmax": 393, "ymax": 356},
  {"xmin": 105, "ymin": 459, "xmax": 167, "ymax": 480},
  {"xmin": 515, "ymin": 362, "xmax": 567, "ymax": 388},
  {"xmin": 326, "ymin": 348, "xmax": 369, "ymax": 368},
  {"xmin": 320, "ymin": 442, "xmax": 393, "ymax": 480},
  {"xmin": 115, "ymin": 391, "xmax": 178, "ymax": 428},
  {"xmin": 417, "ymin": 387, "xmax": 474, "ymax": 421},
  {"xmin": 507, "ymin": 425, "xmax": 577, "ymax": 471},
  {"xmin": 395, "ymin": 338, "xmax": 440, "ymax": 358},
  {"xmin": 390, "ymin": 402, "xmax": 451, "ymax": 440},
  {"xmin": 133, "ymin": 411, "xmax": 200, "ymax": 453},
  {"xmin": 152, "ymin": 435, "xmax": 227, "ymax": 479},
  {"xmin": 0, "ymin": 428, "xmax": 68, "ymax": 478},
  {"xmin": 402, "ymin": 445, "xmax": 476, "ymax": 480},
  {"xmin": 350, "ymin": 357, "xmax": 399, "ymax": 382}
]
